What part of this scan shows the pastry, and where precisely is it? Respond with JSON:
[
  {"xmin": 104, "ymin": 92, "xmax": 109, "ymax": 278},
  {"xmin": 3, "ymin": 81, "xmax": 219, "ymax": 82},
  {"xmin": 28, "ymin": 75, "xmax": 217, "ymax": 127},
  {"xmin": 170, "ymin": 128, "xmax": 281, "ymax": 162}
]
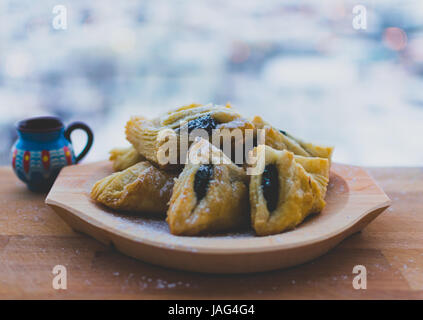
[
  {"xmin": 92, "ymin": 102, "xmax": 334, "ymax": 237},
  {"xmin": 293, "ymin": 154, "xmax": 330, "ymax": 212},
  {"xmin": 166, "ymin": 138, "xmax": 249, "ymax": 235},
  {"xmin": 252, "ymin": 116, "xmax": 333, "ymax": 162},
  {"xmin": 109, "ymin": 146, "xmax": 145, "ymax": 171},
  {"xmin": 125, "ymin": 103, "xmax": 254, "ymax": 168},
  {"xmin": 289, "ymin": 133, "xmax": 333, "ymax": 162},
  {"xmin": 248, "ymin": 145, "xmax": 329, "ymax": 236},
  {"xmin": 91, "ymin": 161, "xmax": 177, "ymax": 214}
]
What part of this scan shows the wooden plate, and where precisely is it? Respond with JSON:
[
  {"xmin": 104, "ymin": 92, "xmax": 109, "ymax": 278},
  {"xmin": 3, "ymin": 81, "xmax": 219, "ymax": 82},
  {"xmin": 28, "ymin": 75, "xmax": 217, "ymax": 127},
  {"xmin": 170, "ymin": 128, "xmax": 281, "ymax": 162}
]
[{"xmin": 45, "ymin": 161, "xmax": 390, "ymax": 274}]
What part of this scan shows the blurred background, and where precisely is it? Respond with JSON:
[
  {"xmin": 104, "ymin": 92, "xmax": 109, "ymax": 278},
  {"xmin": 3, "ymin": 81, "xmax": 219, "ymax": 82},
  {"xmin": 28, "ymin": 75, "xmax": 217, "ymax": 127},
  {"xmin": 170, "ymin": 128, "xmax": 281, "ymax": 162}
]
[{"xmin": 1, "ymin": 0, "xmax": 422, "ymax": 166}]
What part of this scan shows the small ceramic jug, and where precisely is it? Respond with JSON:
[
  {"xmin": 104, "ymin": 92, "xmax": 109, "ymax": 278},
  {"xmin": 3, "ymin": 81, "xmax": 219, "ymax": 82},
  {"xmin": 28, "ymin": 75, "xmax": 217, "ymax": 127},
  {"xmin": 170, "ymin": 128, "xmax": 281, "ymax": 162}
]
[{"xmin": 12, "ymin": 116, "xmax": 93, "ymax": 192}]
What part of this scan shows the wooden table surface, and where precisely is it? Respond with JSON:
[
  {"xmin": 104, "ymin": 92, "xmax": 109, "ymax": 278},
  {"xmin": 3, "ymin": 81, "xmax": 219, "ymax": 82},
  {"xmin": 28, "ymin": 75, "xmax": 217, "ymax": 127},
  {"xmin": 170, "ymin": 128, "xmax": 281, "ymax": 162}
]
[{"xmin": 0, "ymin": 165, "xmax": 422, "ymax": 300}]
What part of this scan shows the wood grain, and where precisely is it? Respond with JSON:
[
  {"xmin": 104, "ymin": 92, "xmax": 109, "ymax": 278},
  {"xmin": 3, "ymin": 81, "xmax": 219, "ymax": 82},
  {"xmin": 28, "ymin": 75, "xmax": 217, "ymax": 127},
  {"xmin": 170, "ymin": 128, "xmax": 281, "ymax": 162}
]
[{"xmin": 0, "ymin": 165, "xmax": 422, "ymax": 299}]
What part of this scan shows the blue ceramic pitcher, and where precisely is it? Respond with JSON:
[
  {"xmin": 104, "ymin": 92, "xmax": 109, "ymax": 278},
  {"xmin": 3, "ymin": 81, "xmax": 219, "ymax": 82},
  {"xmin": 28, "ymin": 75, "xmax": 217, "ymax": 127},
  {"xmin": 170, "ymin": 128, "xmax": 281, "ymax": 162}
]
[{"xmin": 12, "ymin": 116, "xmax": 93, "ymax": 192}]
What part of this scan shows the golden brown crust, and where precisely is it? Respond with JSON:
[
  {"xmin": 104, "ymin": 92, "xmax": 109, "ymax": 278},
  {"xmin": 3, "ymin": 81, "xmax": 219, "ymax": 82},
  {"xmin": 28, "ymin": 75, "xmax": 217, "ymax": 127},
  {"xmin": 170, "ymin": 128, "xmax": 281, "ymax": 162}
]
[
  {"xmin": 252, "ymin": 116, "xmax": 334, "ymax": 163},
  {"xmin": 293, "ymin": 155, "xmax": 329, "ymax": 212},
  {"xmin": 125, "ymin": 103, "xmax": 254, "ymax": 168},
  {"xmin": 91, "ymin": 161, "xmax": 177, "ymax": 214},
  {"xmin": 248, "ymin": 145, "xmax": 329, "ymax": 236},
  {"xmin": 166, "ymin": 139, "xmax": 249, "ymax": 236},
  {"xmin": 289, "ymin": 134, "xmax": 334, "ymax": 163},
  {"xmin": 109, "ymin": 146, "xmax": 145, "ymax": 171},
  {"xmin": 125, "ymin": 116, "xmax": 162, "ymax": 165}
]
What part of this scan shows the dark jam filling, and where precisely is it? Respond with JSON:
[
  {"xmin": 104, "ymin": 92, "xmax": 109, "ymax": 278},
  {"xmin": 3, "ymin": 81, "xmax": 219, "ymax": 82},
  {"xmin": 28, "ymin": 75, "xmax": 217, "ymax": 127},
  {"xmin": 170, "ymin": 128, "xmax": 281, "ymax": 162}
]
[
  {"xmin": 262, "ymin": 164, "xmax": 279, "ymax": 212},
  {"xmin": 194, "ymin": 164, "xmax": 214, "ymax": 202},
  {"xmin": 187, "ymin": 114, "xmax": 218, "ymax": 135},
  {"xmin": 279, "ymin": 129, "xmax": 287, "ymax": 136}
]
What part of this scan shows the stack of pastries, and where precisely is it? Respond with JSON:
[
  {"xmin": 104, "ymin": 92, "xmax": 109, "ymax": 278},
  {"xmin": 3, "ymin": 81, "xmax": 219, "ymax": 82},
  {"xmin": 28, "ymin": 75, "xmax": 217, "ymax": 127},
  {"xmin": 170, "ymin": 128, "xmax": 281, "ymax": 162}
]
[{"xmin": 91, "ymin": 103, "xmax": 333, "ymax": 236}]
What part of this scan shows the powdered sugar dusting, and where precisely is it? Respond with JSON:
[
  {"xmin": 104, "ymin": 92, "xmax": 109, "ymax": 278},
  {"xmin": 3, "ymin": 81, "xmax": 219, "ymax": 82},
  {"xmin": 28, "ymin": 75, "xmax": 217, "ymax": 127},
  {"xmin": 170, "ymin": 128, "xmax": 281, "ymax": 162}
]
[{"xmin": 101, "ymin": 210, "xmax": 255, "ymax": 252}]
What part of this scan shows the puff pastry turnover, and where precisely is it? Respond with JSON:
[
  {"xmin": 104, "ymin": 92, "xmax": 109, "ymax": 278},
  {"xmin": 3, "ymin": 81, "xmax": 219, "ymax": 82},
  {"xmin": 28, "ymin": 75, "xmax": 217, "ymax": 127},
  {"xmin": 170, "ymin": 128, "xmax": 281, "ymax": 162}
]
[
  {"xmin": 109, "ymin": 146, "xmax": 145, "ymax": 171},
  {"xmin": 167, "ymin": 139, "xmax": 249, "ymax": 235},
  {"xmin": 252, "ymin": 116, "xmax": 334, "ymax": 162},
  {"xmin": 249, "ymin": 145, "xmax": 329, "ymax": 236},
  {"xmin": 91, "ymin": 161, "xmax": 177, "ymax": 214},
  {"xmin": 125, "ymin": 103, "xmax": 254, "ymax": 168}
]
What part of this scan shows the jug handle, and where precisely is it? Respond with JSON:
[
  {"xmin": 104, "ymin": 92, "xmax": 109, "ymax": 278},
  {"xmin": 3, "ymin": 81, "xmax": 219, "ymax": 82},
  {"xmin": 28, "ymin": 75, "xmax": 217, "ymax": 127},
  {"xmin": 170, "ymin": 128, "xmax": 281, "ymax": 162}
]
[{"xmin": 64, "ymin": 122, "xmax": 94, "ymax": 163}]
